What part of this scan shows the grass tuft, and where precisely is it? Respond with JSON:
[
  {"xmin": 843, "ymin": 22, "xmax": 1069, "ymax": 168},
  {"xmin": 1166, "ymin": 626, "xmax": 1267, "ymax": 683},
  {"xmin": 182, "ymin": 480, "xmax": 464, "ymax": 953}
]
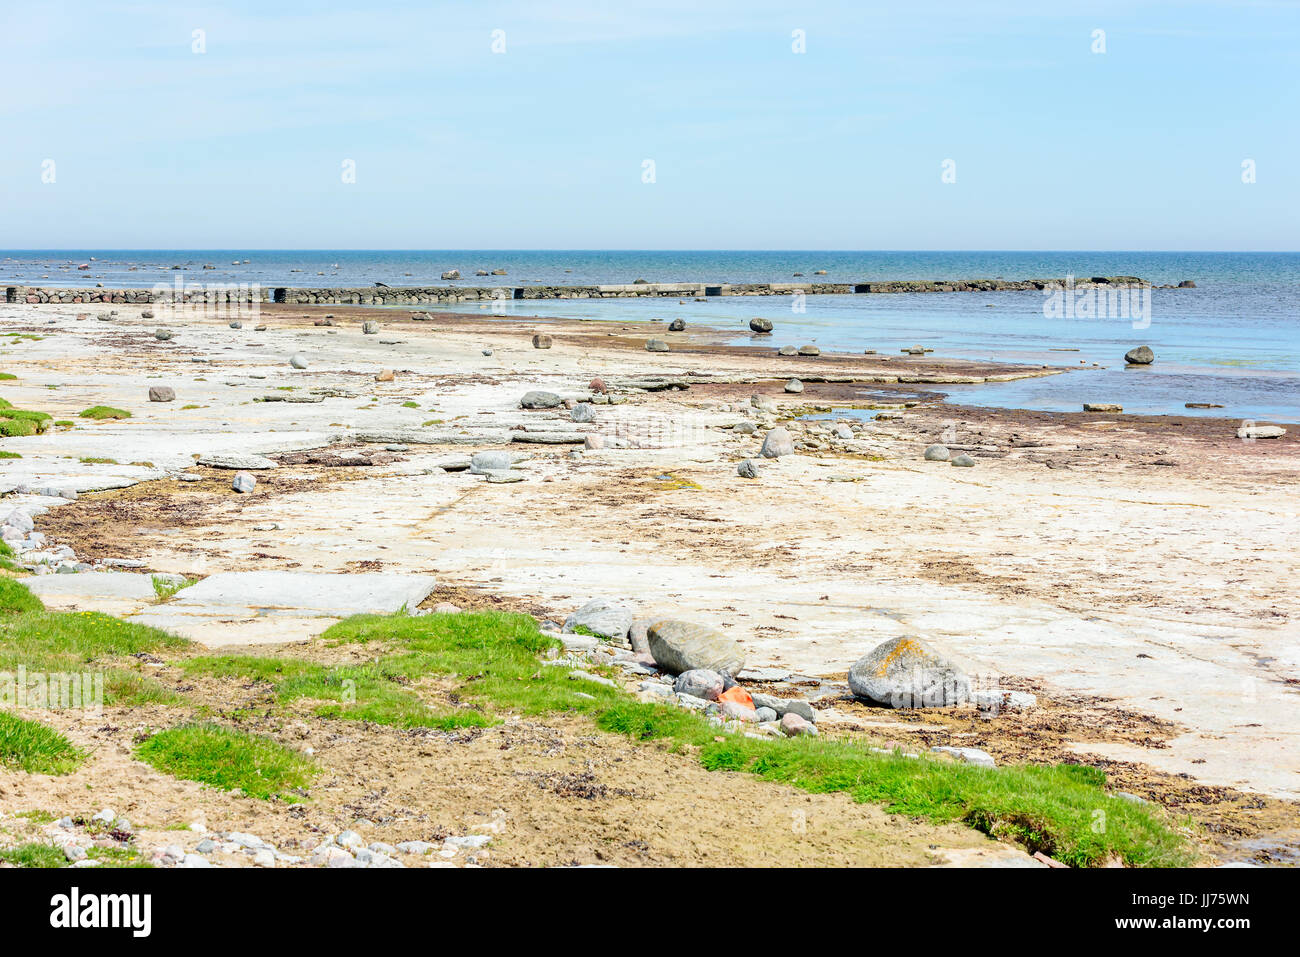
[
  {"xmin": 134, "ymin": 722, "xmax": 316, "ymax": 800},
  {"xmin": 0, "ymin": 713, "xmax": 85, "ymax": 774},
  {"xmin": 78, "ymin": 406, "xmax": 131, "ymax": 420}
]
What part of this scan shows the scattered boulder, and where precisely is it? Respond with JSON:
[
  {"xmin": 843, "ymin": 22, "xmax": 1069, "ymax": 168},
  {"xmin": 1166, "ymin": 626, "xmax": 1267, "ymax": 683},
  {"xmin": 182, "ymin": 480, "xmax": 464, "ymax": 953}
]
[
  {"xmin": 627, "ymin": 619, "xmax": 654, "ymax": 655},
  {"xmin": 589, "ymin": 377, "xmax": 608, "ymax": 394},
  {"xmin": 668, "ymin": 318, "xmax": 686, "ymax": 331},
  {"xmin": 1124, "ymin": 345, "xmax": 1154, "ymax": 365},
  {"xmin": 441, "ymin": 269, "xmax": 460, "ymax": 280},
  {"xmin": 950, "ymin": 454, "xmax": 976, "ymax": 467},
  {"xmin": 973, "ymin": 689, "xmax": 1037, "ymax": 714},
  {"xmin": 1083, "ymin": 403, "xmax": 1122, "ymax": 413},
  {"xmin": 149, "ymin": 386, "xmax": 176, "ymax": 403},
  {"xmin": 563, "ymin": 598, "xmax": 635, "ymax": 643},
  {"xmin": 570, "ymin": 403, "xmax": 594, "ymax": 423},
  {"xmin": 847, "ymin": 636, "xmax": 971, "ymax": 708},
  {"xmin": 647, "ymin": 619, "xmax": 745, "ymax": 675},
  {"xmin": 583, "ymin": 434, "xmax": 605, "ymax": 450},
  {"xmin": 374, "ymin": 369, "xmax": 395, "ymax": 382},
  {"xmin": 1237, "ymin": 424, "xmax": 1286, "ymax": 439},
  {"xmin": 673, "ymin": 669, "xmax": 725, "ymax": 701},
  {"xmin": 645, "ymin": 339, "xmax": 670, "ymax": 352},
  {"xmin": 362, "ymin": 321, "xmax": 379, "ymax": 334},
  {"xmin": 797, "ymin": 344, "xmax": 820, "ymax": 356},
  {"xmin": 749, "ymin": 317, "xmax": 773, "ymax": 333},
  {"xmin": 532, "ymin": 333, "xmax": 553, "ymax": 349},
  {"xmin": 141, "ymin": 310, "xmax": 154, "ymax": 319},
  {"xmin": 1178, "ymin": 279, "xmax": 1196, "ymax": 288},
  {"xmin": 521, "ymin": 390, "xmax": 562, "ymax": 409},
  {"xmin": 231, "ymin": 471, "xmax": 256, "ymax": 493},
  {"xmin": 154, "ymin": 328, "xmax": 173, "ymax": 341},
  {"xmin": 230, "ymin": 321, "xmax": 243, "ymax": 329},
  {"xmin": 737, "ymin": 458, "xmax": 760, "ymax": 479},
  {"xmin": 470, "ymin": 451, "xmax": 514, "ymax": 474},
  {"xmin": 784, "ymin": 378, "xmax": 804, "ymax": 394},
  {"xmin": 760, "ymin": 427, "xmax": 796, "ymax": 458},
  {"xmin": 777, "ymin": 345, "xmax": 797, "ymax": 356},
  {"xmin": 290, "ymin": 354, "xmax": 308, "ymax": 369},
  {"xmin": 924, "ymin": 443, "xmax": 949, "ymax": 461}
]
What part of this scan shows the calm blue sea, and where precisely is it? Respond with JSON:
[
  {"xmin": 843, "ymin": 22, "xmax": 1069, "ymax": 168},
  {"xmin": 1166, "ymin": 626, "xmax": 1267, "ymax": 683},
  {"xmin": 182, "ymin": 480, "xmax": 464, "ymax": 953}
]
[{"xmin": 4, "ymin": 250, "xmax": 1298, "ymax": 421}]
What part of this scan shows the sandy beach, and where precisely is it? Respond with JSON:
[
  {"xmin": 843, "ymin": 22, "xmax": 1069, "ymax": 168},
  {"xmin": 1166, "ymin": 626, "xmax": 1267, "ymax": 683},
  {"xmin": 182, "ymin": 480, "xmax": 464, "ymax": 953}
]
[{"xmin": 1, "ymin": 297, "xmax": 1296, "ymax": 866}]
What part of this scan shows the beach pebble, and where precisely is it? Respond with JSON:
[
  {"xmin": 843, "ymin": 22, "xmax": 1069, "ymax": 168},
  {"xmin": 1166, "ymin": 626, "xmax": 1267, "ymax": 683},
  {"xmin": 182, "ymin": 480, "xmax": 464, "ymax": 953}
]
[
  {"xmin": 673, "ymin": 669, "xmax": 725, "ymax": 701},
  {"xmin": 780, "ymin": 712, "xmax": 817, "ymax": 737}
]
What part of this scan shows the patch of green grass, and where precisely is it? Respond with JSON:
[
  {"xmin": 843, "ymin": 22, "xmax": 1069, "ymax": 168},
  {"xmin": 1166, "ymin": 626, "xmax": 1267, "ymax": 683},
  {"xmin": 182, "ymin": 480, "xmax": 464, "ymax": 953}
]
[
  {"xmin": 696, "ymin": 736, "xmax": 1189, "ymax": 868},
  {"xmin": 0, "ymin": 581, "xmax": 185, "ymax": 707},
  {"xmin": 181, "ymin": 652, "xmax": 494, "ymax": 730},
  {"xmin": 421, "ymin": 419, "xmax": 444, "ymax": 426},
  {"xmin": 78, "ymin": 456, "xmax": 118, "ymax": 465},
  {"xmin": 0, "ymin": 713, "xmax": 85, "ymax": 774},
  {"xmin": 53, "ymin": 420, "xmax": 74, "ymax": 429},
  {"xmin": 134, "ymin": 722, "xmax": 316, "ymax": 801},
  {"xmin": 86, "ymin": 845, "xmax": 153, "ymax": 868},
  {"xmin": 15, "ymin": 809, "xmax": 57, "ymax": 824},
  {"xmin": 151, "ymin": 576, "xmax": 195, "ymax": 602},
  {"xmin": 0, "ymin": 450, "xmax": 22, "ymax": 459},
  {"xmin": 401, "ymin": 401, "xmax": 419, "ymax": 408},
  {"xmin": 0, "ymin": 842, "xmax": 67, "ymax": 868},
  {"xmin": 0, "ymin": 577, "xmax": 45, "ymax": 614},
  {"xmin": 78, "ymin": 406, "xmax": 131, "ymax": 420},
  {"xmin": 0, "ymin": 372, "xmax": 16, "ymax": 380},
  {"xmin": 180, "ymin": 404, "xmax": 201, "ymax": 410},
  {"xmin": 317, "ymin": 610, "xmax": 1192, "ymax": 867}
]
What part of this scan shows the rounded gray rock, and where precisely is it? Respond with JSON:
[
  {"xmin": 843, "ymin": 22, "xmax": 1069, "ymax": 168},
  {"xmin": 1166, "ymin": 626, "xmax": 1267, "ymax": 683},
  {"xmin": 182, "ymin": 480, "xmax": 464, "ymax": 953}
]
[
  {"xmin": 520, "ymin": 390, "xmax": 562, "ymax": 409},
  {"xmin": 847, "ymin": 636, "xmax": 970, "ymax": 708},
  {"xmin": 647, "ymin": 619, "xmax": 745, "ymax": 676},
  {"xmin": 1124, "ymin": 345, "xmax": 1154, "ymax": 365},
  {"xmin": 231, "ymin": 471, "xmax": 256, "ymax": 493},
  {"xmin": 673, "ymin": 669, "xmax": 725, "ymax": 701},
  {"xmin": 760, "ymin": 427, "xmax": 796, "ymax": 458},
  {"xmin": 924, "ymin": 443, "xmax": 950, "ymax": 461},
  {"xmin": 749, "ymin": 317, "xmax": 773, "ymax": 333},
  {"xmin": 950, "ymin": 453, "xmax": 976, "ymax": 467},
  {"xmin": 737, "ymin": 458, "xmax": 759, "ymax": 479},
  {"xmin": 784, "ymin": 378, "xmax": 804, "ymax": 394}
]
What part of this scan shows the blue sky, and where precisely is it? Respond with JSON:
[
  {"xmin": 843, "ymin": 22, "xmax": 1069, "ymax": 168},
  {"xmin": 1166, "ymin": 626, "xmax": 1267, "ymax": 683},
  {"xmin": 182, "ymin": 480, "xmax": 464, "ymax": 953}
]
[{"xmin": 2, "ymin": 1, "xmax": 1296, "ymax": 250}]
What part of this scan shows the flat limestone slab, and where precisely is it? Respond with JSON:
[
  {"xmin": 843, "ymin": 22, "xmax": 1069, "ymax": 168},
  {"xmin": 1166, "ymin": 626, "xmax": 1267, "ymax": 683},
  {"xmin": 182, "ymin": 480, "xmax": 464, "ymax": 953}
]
[
  {"xmin": 123, "ymin": 572, "xmax": 436, "ymax": 646},
  {"xmin": 21, "ymin": 572, "xmax": 160, "ymax": 617},
  {"xmin": 163, "ymin": 571, "xmax": 435, "ymax": 618}
]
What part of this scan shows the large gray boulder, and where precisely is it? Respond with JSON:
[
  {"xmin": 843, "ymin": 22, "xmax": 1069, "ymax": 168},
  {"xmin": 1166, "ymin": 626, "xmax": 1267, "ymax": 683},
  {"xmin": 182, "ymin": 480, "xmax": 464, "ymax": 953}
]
[
  {"xmin": 749, "ymin": 317, "xmax": 773, "ymax": 333},
  {"xmin": 847, "ymin": 636, "xmax": 970, "ymax": 708},
  {"xmin": 520, "ymin": 390, "xmax": 562, "ymax": 409},
  {"xmin": 562, "ymin": 598, "xmax": 635, "ymax": 642},
  {"xmin": 760, "ymin": 427, "xmax": 795, "ymax": 458},
  {"xmin": 647, "ymin": 620, "xmax": 745, "ymax": 676},
  {"xmin": 1124, "ymin": 345, "xmax": 1154, "ymax": 365}
]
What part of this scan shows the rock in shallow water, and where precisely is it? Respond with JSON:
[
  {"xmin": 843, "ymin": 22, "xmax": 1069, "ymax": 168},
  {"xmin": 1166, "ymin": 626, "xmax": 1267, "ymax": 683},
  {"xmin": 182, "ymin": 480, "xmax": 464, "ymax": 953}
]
[
  {"xmin": 647, "ymin": 619, "xmax": 745, "ymax": 676},
  {"xmin": 1124, "ymin": 345, "xmax": 1154, "ymax": 365},
  {"xmin": 847, "ymin": 636, "xmax": 970, "ymax": 708}
]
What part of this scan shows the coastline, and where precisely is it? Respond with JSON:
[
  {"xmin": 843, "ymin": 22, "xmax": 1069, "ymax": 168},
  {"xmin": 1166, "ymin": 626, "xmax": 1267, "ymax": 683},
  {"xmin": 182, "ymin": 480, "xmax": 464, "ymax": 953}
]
[{"xmin": 2, "ymin": 299, "xmax": 1297, "ymax": 865}]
